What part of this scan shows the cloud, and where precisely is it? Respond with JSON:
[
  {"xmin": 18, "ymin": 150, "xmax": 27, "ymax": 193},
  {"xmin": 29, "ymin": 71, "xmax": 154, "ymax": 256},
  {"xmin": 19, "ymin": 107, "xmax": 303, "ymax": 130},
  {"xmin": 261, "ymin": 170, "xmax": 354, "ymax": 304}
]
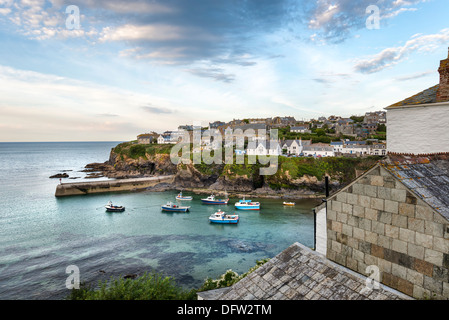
[
  {"xmin": 354, "ymin": 28, "xmax": 449, "ymax": 74},
  {"xmin": 141, "ymin": 105, "xmax": 174, "ymax": 114},
  {"xmin": 185, "ymin": 68, "xmax": 235, "ymax": 83},
  {"xmin": 305, "ymin": 0, "xmax": 425, "ymax": 42},
  {"xmin": 394, "ymin": 70, "xmax": 434, "ymax": 81}
]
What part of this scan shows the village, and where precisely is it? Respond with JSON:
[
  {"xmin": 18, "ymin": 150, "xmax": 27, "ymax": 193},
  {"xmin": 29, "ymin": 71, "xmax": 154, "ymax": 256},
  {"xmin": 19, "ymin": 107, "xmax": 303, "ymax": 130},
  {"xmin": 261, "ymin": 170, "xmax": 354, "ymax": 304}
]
[{"xmin": 136, "ymin": 111, "xmax": 387, "ymax": 158}]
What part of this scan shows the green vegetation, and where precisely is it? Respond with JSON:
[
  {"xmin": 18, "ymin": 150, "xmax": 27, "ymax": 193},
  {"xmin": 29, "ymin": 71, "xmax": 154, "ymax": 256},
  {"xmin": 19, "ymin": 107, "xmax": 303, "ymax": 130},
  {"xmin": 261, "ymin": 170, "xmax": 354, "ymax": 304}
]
[
  {"xmin": 265, "ymin": 156, "xmax": 382, "ymax": 190},
  {"xmin": 112, "ymin": 142, "xmax": 173, "ymax": 160},
  {"xmin": 68, "ymin": 259, "xmax": 270, "ymax": 300},
  {"xmin": 68, "ymin": 272, "xmax": 197, "ymax": 300}
]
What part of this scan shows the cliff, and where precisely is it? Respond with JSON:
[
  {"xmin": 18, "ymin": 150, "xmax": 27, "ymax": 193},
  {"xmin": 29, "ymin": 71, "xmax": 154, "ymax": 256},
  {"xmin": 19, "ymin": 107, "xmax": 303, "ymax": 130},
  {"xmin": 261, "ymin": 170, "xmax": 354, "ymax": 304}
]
[{"xmin": 86, "ymin": 142, "xmax": 383, "ymax": 197}]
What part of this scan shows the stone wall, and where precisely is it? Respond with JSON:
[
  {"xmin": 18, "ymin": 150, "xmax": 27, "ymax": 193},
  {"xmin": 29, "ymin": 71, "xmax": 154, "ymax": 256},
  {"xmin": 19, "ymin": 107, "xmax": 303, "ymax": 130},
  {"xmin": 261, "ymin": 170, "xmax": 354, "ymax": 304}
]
[{"xmin": 326, "ymin": 165, "xmax": 449, "ymax": 299}]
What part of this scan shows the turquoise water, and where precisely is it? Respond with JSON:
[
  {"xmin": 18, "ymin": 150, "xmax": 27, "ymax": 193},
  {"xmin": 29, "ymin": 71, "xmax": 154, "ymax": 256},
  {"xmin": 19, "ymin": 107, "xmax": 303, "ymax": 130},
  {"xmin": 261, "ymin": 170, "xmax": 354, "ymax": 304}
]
[{"xmin": 0, "ymin": 142, "xmax": 320, "ymax": 299}]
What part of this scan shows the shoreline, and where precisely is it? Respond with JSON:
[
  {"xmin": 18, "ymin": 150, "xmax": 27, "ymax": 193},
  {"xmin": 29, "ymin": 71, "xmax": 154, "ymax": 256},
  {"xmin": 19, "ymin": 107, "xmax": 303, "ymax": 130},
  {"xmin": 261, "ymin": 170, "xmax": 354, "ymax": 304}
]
[{"xmin": 55, "ymin": 175, "xmax": 325, "ymax": 200}]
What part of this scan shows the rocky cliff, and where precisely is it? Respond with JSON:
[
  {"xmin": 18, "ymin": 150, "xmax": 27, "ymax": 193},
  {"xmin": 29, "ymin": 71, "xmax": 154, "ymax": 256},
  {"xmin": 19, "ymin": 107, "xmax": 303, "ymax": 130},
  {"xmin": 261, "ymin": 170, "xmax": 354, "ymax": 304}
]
[{"xmin": 85, "ymin": 142, "xmax": 383, "ymax": 198}]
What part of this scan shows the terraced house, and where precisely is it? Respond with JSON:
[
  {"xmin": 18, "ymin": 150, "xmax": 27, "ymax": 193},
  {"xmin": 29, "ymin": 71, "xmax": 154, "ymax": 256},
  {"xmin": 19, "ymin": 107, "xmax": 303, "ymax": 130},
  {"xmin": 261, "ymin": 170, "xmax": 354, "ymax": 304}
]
[{"xmin": 325, "ymin": 49, "xmax": 449, "ymax": 299}]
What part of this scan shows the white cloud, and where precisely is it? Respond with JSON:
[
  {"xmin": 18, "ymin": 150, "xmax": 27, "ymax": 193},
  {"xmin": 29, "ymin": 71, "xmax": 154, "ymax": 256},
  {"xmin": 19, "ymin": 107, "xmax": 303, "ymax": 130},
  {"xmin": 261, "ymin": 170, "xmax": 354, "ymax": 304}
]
[{"xmin": 354, "ymin": 28, "xmax": 449, "ymax": 74}]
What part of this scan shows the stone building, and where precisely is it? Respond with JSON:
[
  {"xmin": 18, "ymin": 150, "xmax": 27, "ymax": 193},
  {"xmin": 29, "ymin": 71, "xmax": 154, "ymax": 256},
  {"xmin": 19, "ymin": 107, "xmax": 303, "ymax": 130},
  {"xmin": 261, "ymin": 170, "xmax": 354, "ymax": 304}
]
[{"xmin": 325, "ymin": 49, "xmax": 449, "ymax": 299}]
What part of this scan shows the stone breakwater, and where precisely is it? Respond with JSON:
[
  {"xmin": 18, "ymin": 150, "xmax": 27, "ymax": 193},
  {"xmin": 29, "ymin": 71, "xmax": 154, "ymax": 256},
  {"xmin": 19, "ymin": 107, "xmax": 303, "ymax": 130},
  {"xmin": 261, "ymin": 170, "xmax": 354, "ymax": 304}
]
[{"xmin": 54, "ymin": 175, "xmax": 175, "ymax": 197}]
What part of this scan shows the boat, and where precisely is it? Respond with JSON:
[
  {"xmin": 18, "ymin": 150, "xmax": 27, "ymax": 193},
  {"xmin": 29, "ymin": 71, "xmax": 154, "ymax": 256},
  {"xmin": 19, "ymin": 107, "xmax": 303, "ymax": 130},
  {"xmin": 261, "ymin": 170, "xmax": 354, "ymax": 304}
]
[
  {"xmin": 201, "ymin": 194, "xmax": 229, "ymax": 205},
  {"xmin": 283, "ymin": 202, "xmax": 295, "ymax": 206},
  {"xmin": 105, "ymin": 201, "xmax": 125, "ymax": 212},
  {"xmin": 209, "ymin": 210, "xmax": 239, "ymax": 224},
  {"xmin": 176, "ymin": 191, "xmax": 193, "ymax": 201},
  {"xmin": 234, "ymin": 198, "xmax": 260, "ymax": 210},
  {"xmin": 161, "ymin": 202, "xmax": 190, "ymax": 212}
]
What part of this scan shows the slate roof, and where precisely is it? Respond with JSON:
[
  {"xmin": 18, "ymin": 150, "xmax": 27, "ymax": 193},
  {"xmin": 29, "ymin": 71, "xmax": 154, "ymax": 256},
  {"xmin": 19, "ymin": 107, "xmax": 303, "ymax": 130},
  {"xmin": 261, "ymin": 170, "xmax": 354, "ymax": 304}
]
[
  {"xmin": 385, "ymin": 84, "xmax": 439, "ymax": 109},
  {"xmin": 382, "ymin": 153, "xmax": 449, "ymax": 221},
  {"xmin": 204, "ymin": 242, "xmax": 411, "ymax": 300}
]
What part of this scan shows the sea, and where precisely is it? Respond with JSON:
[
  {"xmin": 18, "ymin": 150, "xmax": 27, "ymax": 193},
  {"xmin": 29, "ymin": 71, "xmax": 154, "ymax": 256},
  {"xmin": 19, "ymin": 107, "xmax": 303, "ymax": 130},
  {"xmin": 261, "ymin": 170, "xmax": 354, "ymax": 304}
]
[{"xmin": 0, "ymin": 141, "xmax": 321, "ymax": 300}]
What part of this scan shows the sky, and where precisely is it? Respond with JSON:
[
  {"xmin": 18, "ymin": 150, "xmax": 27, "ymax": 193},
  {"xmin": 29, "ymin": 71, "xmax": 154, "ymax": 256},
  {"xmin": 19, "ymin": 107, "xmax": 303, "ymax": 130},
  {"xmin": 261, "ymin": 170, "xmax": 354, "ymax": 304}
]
[{"xmin": 0, "ymin": 0, "xmax": 448, "ymax": 142}]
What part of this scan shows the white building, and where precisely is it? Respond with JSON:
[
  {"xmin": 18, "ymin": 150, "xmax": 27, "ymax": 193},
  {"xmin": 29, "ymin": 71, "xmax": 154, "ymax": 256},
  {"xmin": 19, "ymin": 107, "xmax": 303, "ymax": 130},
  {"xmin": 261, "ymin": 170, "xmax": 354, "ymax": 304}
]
[
  {"xmin": 290, "ymin": 126, "xmax": 311, "ymax": 133},
  {"xmin": 385, "ymin": 48, "xmax": 449, "ymax": 154},
  {"xmin": 281, "ymin": 139, "xmax": 312, "ymax": 155},
  {"xmin": 302, "ymin": 143, "xmax": 334, "ymax": 157},
  {"xmin": 246, "ymin": 140, "xmax": 281, "ymax": 156}
]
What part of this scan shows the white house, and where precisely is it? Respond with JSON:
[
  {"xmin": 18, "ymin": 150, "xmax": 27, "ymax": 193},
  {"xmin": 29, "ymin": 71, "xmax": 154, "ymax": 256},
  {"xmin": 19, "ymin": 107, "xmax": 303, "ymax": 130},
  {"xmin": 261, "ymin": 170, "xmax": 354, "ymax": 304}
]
[
  {"xmin": 281, "ymin": 139, "xmax": 312, "ymax": 155},
  {"xmin": 290, "ymin": 126, "xmax": 311, "ymax": 133},
  {"xmin": 341, "ymin": 144, "xmax": 369, "ymax": 156},
  {"xmin": 368, "ymin": 143, "xmax": 387, "ymax": 156},
  {"xmin": 302, "ymin": 143, "xmax": 334, "ymax": 157},
  {"xmin": 385, "ymin": 48, "xmax": 449, "ymax": 154},
  {"xmin": 157, "ymin": 133, "xmax": 173, "ymax": 144},
  {"xmin": 246, "ymin": 140, "xmax": 281, "ymax": 156}
]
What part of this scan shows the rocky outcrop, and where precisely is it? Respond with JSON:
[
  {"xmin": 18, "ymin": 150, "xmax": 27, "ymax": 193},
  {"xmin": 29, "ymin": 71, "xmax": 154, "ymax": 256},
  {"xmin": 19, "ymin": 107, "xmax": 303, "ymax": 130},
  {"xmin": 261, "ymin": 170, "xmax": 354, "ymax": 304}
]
[{"xmin": 83, "ymin": 142, "xmax": 383, "ymax": 197}]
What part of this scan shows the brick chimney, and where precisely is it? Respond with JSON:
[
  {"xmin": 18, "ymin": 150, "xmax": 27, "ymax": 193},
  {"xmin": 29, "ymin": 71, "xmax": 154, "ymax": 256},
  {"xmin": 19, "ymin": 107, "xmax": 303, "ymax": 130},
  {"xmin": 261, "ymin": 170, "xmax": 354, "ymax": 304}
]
[{"xmin": 436, "ymin": 47, "xmax": 449, "ymax": 102}]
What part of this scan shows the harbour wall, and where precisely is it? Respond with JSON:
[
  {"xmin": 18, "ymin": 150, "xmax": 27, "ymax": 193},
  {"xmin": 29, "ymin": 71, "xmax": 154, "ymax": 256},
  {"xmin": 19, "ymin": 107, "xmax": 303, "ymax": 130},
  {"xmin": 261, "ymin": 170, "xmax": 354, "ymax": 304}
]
[{"xmin": 55, "ymin": 175, "xmax": 175, "ymax": 197}]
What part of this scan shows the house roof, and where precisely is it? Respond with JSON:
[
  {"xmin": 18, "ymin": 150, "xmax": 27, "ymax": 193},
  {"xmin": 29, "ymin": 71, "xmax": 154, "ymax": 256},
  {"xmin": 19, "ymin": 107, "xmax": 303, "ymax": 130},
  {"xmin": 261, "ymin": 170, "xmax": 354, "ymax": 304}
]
[
  {"xmin": 381, "ymin": 153, "xmax": 449, "ymax": 221},
  {"xmin": 209, "ymin": 242, "xmax": 410, "ymax": 300},
  {"xmin": 385, "ymin": 84, "xmax": 439, "ymax": 109}
]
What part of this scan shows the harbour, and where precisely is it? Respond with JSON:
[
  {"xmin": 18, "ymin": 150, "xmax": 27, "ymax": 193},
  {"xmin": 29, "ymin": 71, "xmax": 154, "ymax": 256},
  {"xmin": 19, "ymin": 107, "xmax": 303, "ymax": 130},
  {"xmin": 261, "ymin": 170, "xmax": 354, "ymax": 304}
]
[{"xmin": 55, "ymin": 175, "xmax": 175, "ymax": 197}]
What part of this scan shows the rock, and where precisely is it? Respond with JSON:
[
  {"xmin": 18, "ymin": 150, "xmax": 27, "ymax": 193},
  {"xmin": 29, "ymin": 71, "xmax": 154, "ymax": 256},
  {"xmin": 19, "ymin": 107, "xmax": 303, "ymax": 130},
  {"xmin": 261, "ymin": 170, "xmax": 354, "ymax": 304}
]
[
  {"xmin": 49, "ymin": 173, "xmax": 69, "ymax": 179},
  {"xmin": 123, "ymin": 274, "xmax": 137, "ymax": 279}
]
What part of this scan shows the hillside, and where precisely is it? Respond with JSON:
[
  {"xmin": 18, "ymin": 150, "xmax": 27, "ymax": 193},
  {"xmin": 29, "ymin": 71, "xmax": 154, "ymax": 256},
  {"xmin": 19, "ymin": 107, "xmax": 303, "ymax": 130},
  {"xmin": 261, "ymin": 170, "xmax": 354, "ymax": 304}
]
[{"xmin": 87, "ymin": 142, "xmax": 383, "ymax": 197}]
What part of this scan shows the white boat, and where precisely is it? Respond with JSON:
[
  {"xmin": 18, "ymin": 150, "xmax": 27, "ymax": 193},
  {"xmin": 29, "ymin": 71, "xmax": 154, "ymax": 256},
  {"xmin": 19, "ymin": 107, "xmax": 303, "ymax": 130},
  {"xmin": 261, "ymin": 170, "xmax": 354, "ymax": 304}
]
[
  {"xmin": 176, "ymin": 191, "xmax": 193, "ymax": 201},
  {"xmin": 235, "ymin": 198, "xmax": 260, "ymax": 210},
  {"xmin": 209, "ymin": 210, "xmax": 239, "ymax": 224},
  {"xmin": 105, "ymin": 201, "xmax": 125, "ymax": 212},
  {"xmin": 201, "ymin": 194, "xmax": 229, "ymax": 205},
  {"xmin": 283, "ymin": 202, "xmax": 295, "ymax": 206},
  {"xmin": 161, "ymin": 202, "xmax": 190, "ymax": 212}
]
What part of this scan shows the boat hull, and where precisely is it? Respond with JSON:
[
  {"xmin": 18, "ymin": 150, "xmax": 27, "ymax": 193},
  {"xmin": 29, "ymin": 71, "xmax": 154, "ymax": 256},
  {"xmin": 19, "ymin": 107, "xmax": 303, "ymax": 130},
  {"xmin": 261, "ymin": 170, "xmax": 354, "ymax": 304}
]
[
  {"xmin": 235, "ymin": 206, "xmax": 260, "ymax": 210},
  {"xmin": 161, "ymin": 206, "xmax": 189, "ymax": 212},
  {"xmin": 176, "ymin": 197, "xmax": 193, "ymax": 201},
  {"xmin": 105, "ymin": 206, "xmax": 125, "ymax": 212},
  {"xmin": 209, "ymin": 218, "xmax": 239, "ymax": 224},
  {"xmin": 201, "ymin": 199, "xmax": 228, "ymax": 205}
]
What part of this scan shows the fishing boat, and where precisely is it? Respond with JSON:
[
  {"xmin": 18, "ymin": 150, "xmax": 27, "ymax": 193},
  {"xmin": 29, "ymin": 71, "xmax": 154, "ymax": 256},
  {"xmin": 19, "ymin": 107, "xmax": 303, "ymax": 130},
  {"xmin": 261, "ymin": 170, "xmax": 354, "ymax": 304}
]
[
  {"xmin": 176, "ymin": 191, "xmax": 193, "ymax": 201},
  {"xmin": 201, "ymin": 194, "xmax": 229, "ymax": 205},
  {"xmin": 209, "ymin": 210, "xmax": 239, "ymax": 224},
  {"xmin": 161, "ymin": 202, "xmax": 190, "ymax": 212},
  {"xmin": 105, "ymin": 201, "xmax": 125, "ymax": 212},
  {"xmin": 283, "ymin": 202, "xmax": 295, "ymax": 206},
  {"xmin": 234, "ymin": 198, "xmax": 260, "ymax": 210}
]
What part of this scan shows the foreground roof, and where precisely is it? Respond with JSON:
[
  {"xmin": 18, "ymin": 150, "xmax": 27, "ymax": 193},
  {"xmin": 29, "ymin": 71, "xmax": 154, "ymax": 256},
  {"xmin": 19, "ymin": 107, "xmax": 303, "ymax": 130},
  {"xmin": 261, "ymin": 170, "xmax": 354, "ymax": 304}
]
[
  {"xmin": 382, "ymin": 153, "xmax": 449, "ymax": 221},
  {"xmin": 209, "ymin": 242, "xmax": 411, "ymax": 300}
]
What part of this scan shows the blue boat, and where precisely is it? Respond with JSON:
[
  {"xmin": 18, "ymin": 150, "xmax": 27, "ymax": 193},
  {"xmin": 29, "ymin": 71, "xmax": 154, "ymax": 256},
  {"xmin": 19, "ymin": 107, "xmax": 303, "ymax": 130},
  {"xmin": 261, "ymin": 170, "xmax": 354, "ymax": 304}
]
[
  {"xmin": 234, "ymin": 198, "xmax": 260, "ymax": 210},
  {"xmin": 201, "ymin": 194, "xmax": 229, "ymax": 205},
  {"xmin": 161, "ymin": 202, "xmax": 190, "ymax": 212},
  {"xmin": 209, "ymin": 210, "xmax": 239, "ymax": 224}
]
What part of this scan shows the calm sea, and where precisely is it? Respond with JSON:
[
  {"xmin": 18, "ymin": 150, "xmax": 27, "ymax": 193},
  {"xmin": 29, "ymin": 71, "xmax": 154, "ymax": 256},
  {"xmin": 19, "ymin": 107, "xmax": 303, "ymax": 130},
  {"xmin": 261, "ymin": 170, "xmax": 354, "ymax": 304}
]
[{"xmin": 0, "ymin": 142, "xmax": 320, "ymax": 300}]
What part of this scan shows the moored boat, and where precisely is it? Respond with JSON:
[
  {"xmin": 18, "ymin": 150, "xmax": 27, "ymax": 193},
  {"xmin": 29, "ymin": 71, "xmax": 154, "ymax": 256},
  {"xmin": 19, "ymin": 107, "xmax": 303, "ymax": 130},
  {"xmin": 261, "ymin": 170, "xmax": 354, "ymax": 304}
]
[
  {"xmin": 176, "ymin": 191, "xmax": 193, "ymax": 201},
  {"xmin": 209, "ymin": 210, "xmax": 239, "ymax": 224},
  {"xmin": 201, "ymin": 194, "xmax": 229, "ymax": 205},
  {"xmin": 283, "ymin": 202, "xmax": 295, "ymax": 206},
  {"xmin": 161, "ymin": 202, "xmax": 190, "ymax": 212},
  {"xmin": 105, "ymin": 201, "xmax": 125, "ymax": 212},
  {"xmin": 234, "ymin": 198, "xmax": 260, "ymax": 210}
]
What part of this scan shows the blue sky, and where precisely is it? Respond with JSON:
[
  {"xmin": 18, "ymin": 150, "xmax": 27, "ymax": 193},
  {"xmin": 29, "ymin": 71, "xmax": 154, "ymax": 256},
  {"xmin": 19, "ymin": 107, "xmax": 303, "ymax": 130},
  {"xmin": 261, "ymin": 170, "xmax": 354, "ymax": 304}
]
[{"xmin": 0, "ymin": 0, "xmax": 448, "ymax": 142}]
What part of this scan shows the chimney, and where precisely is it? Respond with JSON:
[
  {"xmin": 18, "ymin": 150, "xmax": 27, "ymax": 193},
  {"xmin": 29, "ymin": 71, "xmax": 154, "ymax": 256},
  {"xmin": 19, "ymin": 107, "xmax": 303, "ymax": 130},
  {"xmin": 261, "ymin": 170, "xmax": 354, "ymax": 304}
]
[{"xmin": 436, "ymin": 47, "xmax": 449, "ymax": 102}]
